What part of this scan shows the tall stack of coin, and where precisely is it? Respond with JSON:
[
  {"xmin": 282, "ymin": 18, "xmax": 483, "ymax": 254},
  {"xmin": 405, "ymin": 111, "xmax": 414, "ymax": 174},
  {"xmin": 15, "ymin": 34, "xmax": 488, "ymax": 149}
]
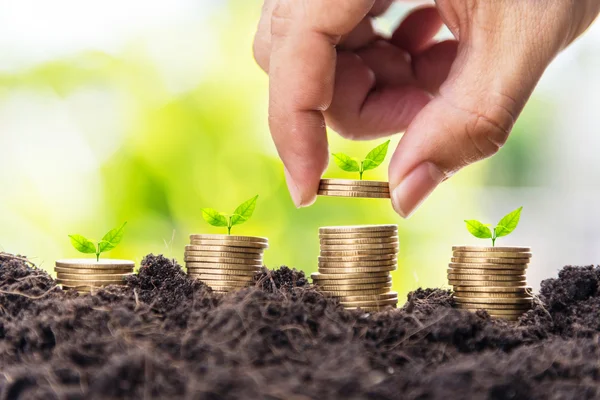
[
  {"xmin": 312, "ymin": 225, "xmax": 398, "ymax": 311},
  {"xmin": 184, "ymin": 234, "xmax": 268, "ymax": 292},
  {"xmin": 318, "ymin": 179, "xmax": 390, "ymax": 199},
  {"xmin": 55, "ymin": 259, "xmax": 135, "ymax": 293},
  {"xmin": 449, "ymin": 246, "xmax": 533, "ymax": 320}
]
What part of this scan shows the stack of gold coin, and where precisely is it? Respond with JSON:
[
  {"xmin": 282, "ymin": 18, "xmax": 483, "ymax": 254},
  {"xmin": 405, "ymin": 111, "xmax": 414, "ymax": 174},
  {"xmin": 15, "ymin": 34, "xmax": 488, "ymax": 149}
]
[
  {"xmin": 318, "ymin": 179, "xmax": 390, "ymax": 199},
  {"xmin": 312, "ymin": 225, "xmax": 399, "ymax": 311},
  {"xmin": 449, "ymin": 246, "xmax": 533, "ymax": 320},
  {"xmin": 184, "ymin": 234, "xmax": 268, "ymax": 292},
  {"xmin": 55, "ymin": 259, "xmax": 135, "ymax": 293}
]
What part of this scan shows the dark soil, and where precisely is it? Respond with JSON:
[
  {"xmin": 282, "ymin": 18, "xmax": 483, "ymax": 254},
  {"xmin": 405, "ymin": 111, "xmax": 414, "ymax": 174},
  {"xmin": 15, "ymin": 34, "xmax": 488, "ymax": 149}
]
[{"xmin": 2, "ymin": 252, "xmax": 600, "ymax": 399}]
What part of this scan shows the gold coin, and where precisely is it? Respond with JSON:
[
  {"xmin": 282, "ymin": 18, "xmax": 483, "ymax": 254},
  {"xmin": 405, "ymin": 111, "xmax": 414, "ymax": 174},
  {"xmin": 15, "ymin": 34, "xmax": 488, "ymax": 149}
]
[
  {"xmin": 320, "ymin": 243, "xmax": 399, "ymax": 251},
  {"xmin": 319, "ymin": 231, "xmax": 398, "ymax": 239},
  {"xmin": 321, "ymin": 249, "xmax": 397, "ymax": 257},
  {"xmin": 319, "ymin": 225, "xmax": 398, "ymax": 234},
  {"xmin": 452, "ymin": 291, "xmax": 531, "ymax": 298},
  {"xmin": 311, "ymin": 272, "xmax": 390, "ymax": 280},
  {"xmin": 186, "ymin": 262, "xmax": 262, "ymax": 270},
  {"xmin": 189, "ymin": 239, "xmax": 268, "ymax": 249},
  {"xmin": 447, "ymin": 274, "xmax": 526, "ymax": 281},
  {"xmin": 448, "ymin": 262, "xmax": 527, "ymax": 270},
  {"xmin": 448, "ymin": 280, "xmax": 527, "ymax": 287},
  {"xmin": 183, "ymin": 256, "xmax": 262, "ymax": 265},
  {"xmin": 54, "ymin": 267, "xmax": 132, "ymax": 274},
  {"xmin": 318, "ymin": 254, "xmax": 396, "ymax": 262},
  {"xmin": 318, "ymin": 260, "xmax": 397, "ymax": 268},
  {"xmin": 312, "ymin": 277, "xmax": 391, "ymax": 285},
  {"xmin": 344, "ymin": 306, "xmax": 396, "ymax": 312},
  {"xmin": 453, "ymin": 296, "xmax": 533, "ymax": 304},
  {"xmin": 194, "ymin": 279, "xmax": 251, "ymax": 287},
  {"xmin": 337, "ymin": 291, "xmax": 398, "ymax": 302},
  {"xmin": 57, "ymin": 279, "xmax": 126, "ymax": 286},
  {"xmin": 316, "ymin": 282, "xmax": 392, "ymax": 291},
  {"xmin": 319, "ymin": 266, "xmax": 397, "ymax": 274},
  {"xmin": 184, "ymin": 251, "xmax": 262, "ymax": 260},
  {"xmin": 451, "ymin": 257, "xmax": 529, "ymax": 265},
  {"xmin": 205, "ymin": 285, "xmax": 248, "ymax": 292},
  {"xmin": 447, "ymin": 268, "xmax": 525, "ymax": 275},
  {"xmin": 455, "ymin": 303, "xmax": 531, "ymax": 310},
  {"xmin": 340, "ymin": 298, "xmax": 398, "ymax": 307},
  {"xmin": 452, "ymin": 286, "xmax": 532, "ymax": 292},
  {"xmin": 55, "ymin": 259, "xmax": 135, "ymax": 269},
  {"xmin": 319, "ymin": 237, "xmax": 398, "ymax": 246},
  {"xmin": 319, "ymin": 184, "xmax": 389, "ymax": 193},
  {"xmin": 185, "ymin": 245, "xmax": 263, "ymax": 254},
  {"xmin": 319, "ymin": 179, "xmax": 389, "ymax": 188},
  {"xmin": 320, "ymin": 287, "xmax": 392, "ymax": 296},
  {"xmin": 317, "ymin": 190, "xmax": 391, "ymax": 199},
  {"xmin": 189, "ymin": 234, "xmax": 268, "ymax": 243},
  {"xmin": 186, "ymin": 273, "xmax": 253, "ymax": 282},
  {"xmin": 56, "ymin": 273, "xmax": 132, "ymax": 281},
  {"xmin": 186, "ymin": 268, "xmax": 259, "ymax": 276},
  {"xmin": 453, "ymin": 251, "xmax": 532, "ymax": 259},
  {"xmin": 452, "ymin": 246, "xmax": 531, "ymax": 253}
]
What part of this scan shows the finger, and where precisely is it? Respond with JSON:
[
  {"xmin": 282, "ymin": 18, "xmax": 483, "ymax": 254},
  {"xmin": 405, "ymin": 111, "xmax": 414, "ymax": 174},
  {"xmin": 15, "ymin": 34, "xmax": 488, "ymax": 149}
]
[
  {"xmin": 413, "ymin": 39, "xmax": 458, "ymax": 93},
  {"xmin": 391, "ymin": 6, "xmax": 443, "ymax": 54},
  {"xmin": 253, "ymin": 0, "xmax": 278, "ymax": 72},
  {"xmin": 356, "ymin": 40, "xmax": 415, "ymax": 86},
  {"xmin": 268, "ymin": 0, "xmax": 376, "ymax": 207},
  {"xmin": 369, "ymin": 0, "xmax": 394, "ymax": 16},
  {"xmin": 325, "ymin": 51, "xmax": 431, "ymax": 140},
  {"xmin": 339, "ymin": 18, "xmax": 378, "ymax": 50}
]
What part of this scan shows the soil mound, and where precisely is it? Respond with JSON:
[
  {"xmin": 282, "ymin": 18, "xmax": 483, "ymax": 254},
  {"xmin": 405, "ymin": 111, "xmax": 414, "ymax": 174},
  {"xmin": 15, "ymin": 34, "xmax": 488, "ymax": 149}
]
[{"xmin": 1, "ymin": 252, "xmax": 600, "ymax": 399}]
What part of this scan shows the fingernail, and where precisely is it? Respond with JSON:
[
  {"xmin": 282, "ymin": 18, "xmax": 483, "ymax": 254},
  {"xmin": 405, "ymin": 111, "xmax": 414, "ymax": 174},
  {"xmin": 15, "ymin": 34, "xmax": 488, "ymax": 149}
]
[
  {"xmin": 391, "ymin": 162, "xmax": 445, "ymax": 218},
  {"xmin": 284, "ymin": 167, "xmax": 304, "ymax": 208}
]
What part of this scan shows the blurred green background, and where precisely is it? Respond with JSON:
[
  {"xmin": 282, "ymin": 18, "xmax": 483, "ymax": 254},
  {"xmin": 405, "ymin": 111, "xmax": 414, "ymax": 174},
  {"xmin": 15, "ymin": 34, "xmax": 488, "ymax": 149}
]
[{"xmin": 1, "ymin": 1, "xmax": 599, "ymax": 299}]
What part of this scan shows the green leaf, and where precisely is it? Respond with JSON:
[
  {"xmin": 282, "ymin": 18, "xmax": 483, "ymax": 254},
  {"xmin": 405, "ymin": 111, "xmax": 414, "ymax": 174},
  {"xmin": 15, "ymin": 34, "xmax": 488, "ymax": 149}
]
[
  {"xmin": 332, "ymin": 153, "xmax": 360, "ymax": 172},
  {"xmin": 362, "ymin": 140, "xmax": 390, "ymax": 171},
  {"xmin": 98, "ymin": 222, "xmax": 127, "ymax": 253},
  {"xmin": 464, "ymin": 220, "xmax": 493, "ymax": 239},
  {"xmin": 231, "ymin": 195, "xmax": 258, "ymax": 226},
  {"xmin": 495, "ymin": 207, "xmax": 523, "ymax": 237},
  {"xmin": 201, "ymin": 208, "xmax": 228, "ymax": 227},
  {"xmin": 69, "ymin": 234, "xmax": 97, "ymax": 254}
]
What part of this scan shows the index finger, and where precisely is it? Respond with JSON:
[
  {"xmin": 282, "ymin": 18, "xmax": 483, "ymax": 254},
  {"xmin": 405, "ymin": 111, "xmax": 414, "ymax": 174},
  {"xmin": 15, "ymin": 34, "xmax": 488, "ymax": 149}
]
[{"xmin": 268, "ymin": 0, "xmax": 375, "ymax": 207}]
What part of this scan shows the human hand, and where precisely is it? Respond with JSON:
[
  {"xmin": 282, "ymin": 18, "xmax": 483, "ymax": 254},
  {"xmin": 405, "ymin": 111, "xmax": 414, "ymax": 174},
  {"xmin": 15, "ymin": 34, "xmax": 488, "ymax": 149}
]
[{"xmin": 253, "ymin": 0, "xmax": 600, "ymax": 217}]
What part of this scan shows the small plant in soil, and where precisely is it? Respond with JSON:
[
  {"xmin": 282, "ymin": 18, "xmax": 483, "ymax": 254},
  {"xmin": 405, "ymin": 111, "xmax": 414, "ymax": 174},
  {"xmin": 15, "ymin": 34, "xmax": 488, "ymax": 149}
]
[
  {"xmin": 332, "ymin": 140, "xmax": 390, "ymax": 180},
  {"xmin": 69, "ymin": 222, "xmax": 127, "ymax": 261},
  {"xmin": 202, "ymin": 195, "xmax": 258, "ymax": 235},
  {"xmin": 465, "ymin": 207, "xmax": 523, "ymax": 246}
]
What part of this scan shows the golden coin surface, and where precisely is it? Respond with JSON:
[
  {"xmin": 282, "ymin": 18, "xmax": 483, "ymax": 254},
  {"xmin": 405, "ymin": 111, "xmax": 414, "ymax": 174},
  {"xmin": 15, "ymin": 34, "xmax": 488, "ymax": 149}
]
[
  {"xmin": 55, "ymin": 259, "xmax": 135, "ymax": 269},
  {"xmin": 194, "ymin": 279, "xmax": 251, "ymax": 287},
  {"xmin": 321, "ymin": 249, "xmax": 397, "ymax": 257},
  {"xmin": 340, "ymin": 298, "xmax": 398, "ymax": 307},
  {"xmin": 449, "ymin": 280, "xmax": 527, "ymax": 287},
  {"xmin": 321, "ymin": 287, "xmax": 392, "ymax": 296},
  {"xmin": 337, "ymin": 291, "xmax": 398, "ymax": 302},
  {"xmin": 311, "ymin": 272, "xmax": 390, "ymax": 280},
  {"xmin": 189, "ymin": 239, "xmax": 268, "ymax": 249},
  {"xmin": 317, "ymin": 190, "xmax": 391, "ymax": 198},
  {"xmin": 185, "ymin": 245, "xmax": 263, "ymax": 254},
  {"xmin": 452, "ymin": 246, "xmax": 531, "ymax": 253},
  {"xmin": 447, "ymin": 268, "xmax": 525, "ymax": 275},
  {"xmin": 312, "ymin": 277, "xmax": 392, "ymax": 285},
  {"xmin": 320, "ymin": 243, "xmax": 399, "ymax": 251},
  {"xmin": 319, "ymin": 179, "xmax": 389, "ymax": 187},
  {"xmin": 318, "ymin": 254, "xmax": 396, "ymax": 262},
  {"xmin": 451, "ymin": 257, "xmax": 530, "ymax": 265},
  {"xmin": 453, "ymin": 296, "xmax": 533, "ymax": 304},
  {"xmin": 452, "ymin": 291, "xmax": 531, "ymax": 298},
  {"xmin": 186, "ymin": 262, "xmax": 262, "ymax": 270},
  {"xmin": 319, "ymin": 237, "xmax": 398, "ymax": 246},
  {"xmin": 189, "ymin": 234, "xmax": 268, "ymax": 243},
  {"xmin": 57, "ymin": 279, "xmax": 125, "ymax": 286},
  {"xmin": 453, "ymin": 286, "xmax": 532, "ymax": 292},
  {"xmin": 317, "ymin": 282, "xmax": 392, "ymax": 291},
  {"xmin": 206, "ymin": 286, "xmax": 248, "ymax": 292},
  {"xmin": 452, "ymin": 251, "xmax": 532, "ymax": 259},
  {"xmin": 56, "ymin": 273, "xmax": 132, "ymax": 280},
  {"xmin": 319, "ymin": 231, "xmax": 398, "ymax": 239},
  {"xmin": 344, "ymin": 306, "xmax": 396, "ymax": 312},
  {"xmin": 184, "ymin": 251, "xmax": 262, "ymax": 260},
  {"xmin": 447, "ymin": 274, "xmax": 526, "ymax": 281},
  {"xmin": 54, "ymin": 267, "xmax": 132, "ymax": 274},
  {"xmin": 319, "ymin": 225, "xmax": 398, "ymax": 234},
  {"xmin": 319, "ymin": 184, "xmax": 390, "ymax": 193},
  {"xmin": 187, "ymin": 274, "xmax": 253, "ymax": 282},
  {"xmin": 186, "ymin": 268, "xmax": 259, "ymax": 276},
  {"xmin": 183, "ymin": 256, "xmax": 262, "ymax": 265},
  {"xmin": 319, "ymin": 260, "xmax": 397, "ymax": 268},
  {"xmin": 455, "ymin": 303, "xmax": 531, "ymax": 310},
  {"xmin": 448, "ymin": 262, "xmax": 527, "ymax": 270},
  {"xmin": 319, "ymin": 266, "xmax": 397, "ymax": 274}
]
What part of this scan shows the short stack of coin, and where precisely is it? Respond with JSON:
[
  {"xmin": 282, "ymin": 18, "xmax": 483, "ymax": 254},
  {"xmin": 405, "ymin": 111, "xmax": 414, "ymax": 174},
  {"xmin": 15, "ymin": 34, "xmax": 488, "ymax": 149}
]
[
  {"xmin": 312, "ymin": 224, "xmax": 399, "ymax": 311},
  {"xmin": 449, "ymin": 246, "xmax": 533, "ymax": 320},
  {"xmin": 318, "ymin": 179, "xmax": 390, "ymax": 199},
  {"xmin": 55, "ymin": 259, "xmax": 135, "ymax": 293},
  {"xmin": 185, "ymin": 234, "xmax": 268, "ymax": 293}
]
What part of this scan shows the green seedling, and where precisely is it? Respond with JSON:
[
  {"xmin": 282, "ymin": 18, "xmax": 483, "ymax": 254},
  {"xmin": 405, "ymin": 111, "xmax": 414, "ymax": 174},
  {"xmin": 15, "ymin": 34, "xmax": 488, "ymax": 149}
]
[
  {"xmin": 465, "ymin": 207, "xmax": 523, "ymax": 246},
  {"xmin": 202, "ymin": 195, "xmax": 258, "ymax": 235},
  {"xmin": 69, "ymin": 222, "xmax": 127, "ymax": 262},
  {"xmin": 332, "ymin": 140, "xmax": 390, "ymax": 180}
]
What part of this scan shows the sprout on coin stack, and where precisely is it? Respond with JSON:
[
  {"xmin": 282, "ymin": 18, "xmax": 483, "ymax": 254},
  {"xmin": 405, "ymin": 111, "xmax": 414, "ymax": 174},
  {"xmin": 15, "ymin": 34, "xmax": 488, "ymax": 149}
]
[
  {"xmin": 318, "ymin": 141, "xmax": 391, "ymax": 199},
  {"xmin": 188, "ymin": 195, "xmax": 267, "ymax": 292},
  {"xmin": 312, "ymin": 224, "xmax": 399, "ymax": 311},
  {"xmin": 450, "ymin": 207, "xmax": 533, "ymax": 321},
  {"xmin": 57, "ymin": 222, "xmax": 134, "ymax": 293}
]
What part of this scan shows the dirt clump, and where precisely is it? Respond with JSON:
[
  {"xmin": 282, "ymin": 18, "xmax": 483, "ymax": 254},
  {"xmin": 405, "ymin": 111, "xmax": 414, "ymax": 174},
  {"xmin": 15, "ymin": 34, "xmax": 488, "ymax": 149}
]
[{"xmin": 1, "ymin": 253, "xmax": 600, "ymax": 399}]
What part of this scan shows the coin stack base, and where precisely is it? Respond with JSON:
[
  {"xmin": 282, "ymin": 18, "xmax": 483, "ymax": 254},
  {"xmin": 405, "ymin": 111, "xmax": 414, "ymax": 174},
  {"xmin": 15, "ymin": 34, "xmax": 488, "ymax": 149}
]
[
  {"xmin": 314, "ymin": 225, "xmax": 399, "ymax": 311},
  {"xmin": 185, "ymin": 234, "xmax": 268, "ymax": 292},
  {"xmin": 55, "ymin": 259, "xmax": 135, "ymax": 293},
  {"xmin": 449, "ymin": 246, "xmax": 533, "ymax": 320},
  {"xmin": 318, "ymin": 179, "xmax": 390, "ymax": 199}
]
